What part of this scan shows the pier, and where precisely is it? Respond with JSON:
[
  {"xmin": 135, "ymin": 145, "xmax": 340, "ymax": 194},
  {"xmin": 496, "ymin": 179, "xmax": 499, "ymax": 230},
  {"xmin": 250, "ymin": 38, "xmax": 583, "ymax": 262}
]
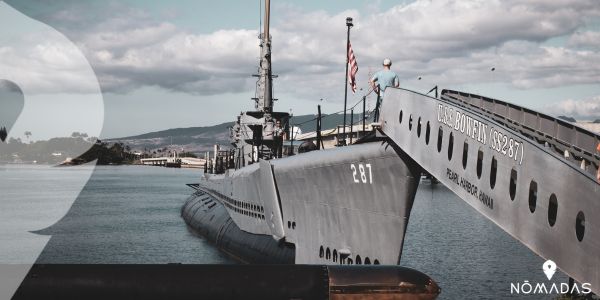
[{"xmin": 140, "ymin": 156, "xmax": 205, "ymax": 168}]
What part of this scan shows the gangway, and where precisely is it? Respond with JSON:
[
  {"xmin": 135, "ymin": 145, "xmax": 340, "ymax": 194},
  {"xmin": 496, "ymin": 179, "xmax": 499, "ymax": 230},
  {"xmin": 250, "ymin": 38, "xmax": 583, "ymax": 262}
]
[{"xmin": 379, "ymin": 88, "xmax": 599, "ymax": 294}]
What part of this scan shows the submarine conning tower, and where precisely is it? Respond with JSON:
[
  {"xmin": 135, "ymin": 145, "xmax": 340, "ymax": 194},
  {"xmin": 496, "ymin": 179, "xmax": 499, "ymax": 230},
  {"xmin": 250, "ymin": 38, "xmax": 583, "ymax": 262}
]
[
  {"xmin": 379, "ymin": 88, "xmax": 600, "ymax": 295},
  {"xmin": 228, "ymin": 0, "xmax": 290, "ymax": 169}
]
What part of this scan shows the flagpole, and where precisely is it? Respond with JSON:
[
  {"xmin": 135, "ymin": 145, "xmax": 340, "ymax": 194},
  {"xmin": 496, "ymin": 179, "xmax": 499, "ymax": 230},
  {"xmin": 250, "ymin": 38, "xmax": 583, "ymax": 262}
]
[{"xmin": 342, "ymin": 17, "xmax": 353, "ymax": 146}]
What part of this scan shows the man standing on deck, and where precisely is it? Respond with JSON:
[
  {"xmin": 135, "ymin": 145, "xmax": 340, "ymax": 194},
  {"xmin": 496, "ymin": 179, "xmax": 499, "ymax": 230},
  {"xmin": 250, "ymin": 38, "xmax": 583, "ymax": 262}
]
[
  {"xmin": 273, "ymin": 119, "xmax": 285, "ymax": 158},
  {"xmin": 370, "ymin": 58, "xmax": 399, "ymax": 120},
  {"xmin": 370, "ymin": 58, "xmax": 400, "ymax": 96}
]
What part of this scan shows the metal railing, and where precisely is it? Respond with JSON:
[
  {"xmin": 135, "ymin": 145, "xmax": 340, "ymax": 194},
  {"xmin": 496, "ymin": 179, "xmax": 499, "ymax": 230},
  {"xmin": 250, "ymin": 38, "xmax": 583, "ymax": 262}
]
[{"xmin": 441, "ymin": 89, "xmax": 600, "ymax": 176}]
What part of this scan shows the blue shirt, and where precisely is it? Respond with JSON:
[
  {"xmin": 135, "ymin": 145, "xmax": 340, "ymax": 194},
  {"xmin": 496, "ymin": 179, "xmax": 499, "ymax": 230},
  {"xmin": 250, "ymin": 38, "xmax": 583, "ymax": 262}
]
[{"xmin": 372, "ymin": 70, "xmax": 399, "ymax": 97}]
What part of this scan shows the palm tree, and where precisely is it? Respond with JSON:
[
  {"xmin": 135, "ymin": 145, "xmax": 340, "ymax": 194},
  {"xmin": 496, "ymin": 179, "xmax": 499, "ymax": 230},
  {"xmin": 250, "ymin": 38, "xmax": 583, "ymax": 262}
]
[{"xmin": 24, "ymin": 131, "xmax": 32, "ymax": 142}]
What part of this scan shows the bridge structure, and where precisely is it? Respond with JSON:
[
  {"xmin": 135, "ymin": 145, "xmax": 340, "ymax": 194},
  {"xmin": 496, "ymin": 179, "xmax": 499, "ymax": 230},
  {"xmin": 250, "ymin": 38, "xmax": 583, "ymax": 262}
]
[
  {"xmin": 379, "ymin": 88, "xmax": 600, "ymax": 294},
  {"xmin": 141, "ymin": 156, "xmax": 205, "ymax": 168},
  {"xmin": 140, "ymin": 157, "xmax": 176, "ymax": 166}
]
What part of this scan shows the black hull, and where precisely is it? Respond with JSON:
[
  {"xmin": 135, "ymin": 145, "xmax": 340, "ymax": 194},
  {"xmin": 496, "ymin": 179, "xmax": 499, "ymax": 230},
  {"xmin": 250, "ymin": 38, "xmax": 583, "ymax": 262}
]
[{"xmin": 181, "ymin": 191, "xmax": 295, "ymax": 264}]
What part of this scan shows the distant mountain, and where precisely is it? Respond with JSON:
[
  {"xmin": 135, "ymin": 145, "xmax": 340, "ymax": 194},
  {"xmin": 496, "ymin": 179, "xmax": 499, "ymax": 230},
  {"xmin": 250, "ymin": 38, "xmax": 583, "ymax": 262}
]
[
  {"xmin": 117, "ymin": 122, "xmax": 233, "ymax": 141},
  {"xmin": 557, "ymin": 115, "xmax": 577, "ymax": 122},
  {"xmin": 109, "ymin": 113, "xmax": 365, "ymax": 155},
  {"xmin": 289, "ymin": 112, "xmax": 365, "ymax": 133},
  {"xmin": 107, "ymin": 121, "xmax": 233, "ymax": 154}
]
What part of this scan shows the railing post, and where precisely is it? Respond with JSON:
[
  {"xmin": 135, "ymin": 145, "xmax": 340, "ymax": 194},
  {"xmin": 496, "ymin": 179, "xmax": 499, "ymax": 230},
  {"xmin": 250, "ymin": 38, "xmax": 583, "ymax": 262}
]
[
  {"xmin": 317, "ymin": 105, "xmax": 322, "ymax": 150},
  {"xmin": 373, "ymin": 92, "xmax": 381, "ymax": 122},
  {"xmin": 290, "ymin": 125, "xmax": 294, "ymax": 155},
  {"xmin": 350, "ymin": 108, "xmax": 354, "ymax": 144},
  {"xmin": 362, "ymin": 96, "xmax": 366, "ymax": 136}
]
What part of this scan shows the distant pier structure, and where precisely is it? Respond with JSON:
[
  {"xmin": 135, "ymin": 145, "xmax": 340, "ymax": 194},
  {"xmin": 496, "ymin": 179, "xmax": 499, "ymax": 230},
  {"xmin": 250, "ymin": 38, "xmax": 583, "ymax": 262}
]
[{"xmin": 140, "ymin": 152, "xmax": 205, "ymax": 168}]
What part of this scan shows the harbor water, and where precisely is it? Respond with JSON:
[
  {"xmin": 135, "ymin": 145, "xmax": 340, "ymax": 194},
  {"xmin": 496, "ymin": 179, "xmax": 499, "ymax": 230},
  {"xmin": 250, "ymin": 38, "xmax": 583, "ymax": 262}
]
[{"xmin": 3, "ymin": 165, "xmax": 568, "ymax": 299}]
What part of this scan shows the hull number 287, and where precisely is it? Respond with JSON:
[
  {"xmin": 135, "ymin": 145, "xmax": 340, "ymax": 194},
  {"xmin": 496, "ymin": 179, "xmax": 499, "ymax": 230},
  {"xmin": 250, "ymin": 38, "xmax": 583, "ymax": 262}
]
[{"xmin": 351, "ymin": 163, "xmax": 373, "ymax": 184}]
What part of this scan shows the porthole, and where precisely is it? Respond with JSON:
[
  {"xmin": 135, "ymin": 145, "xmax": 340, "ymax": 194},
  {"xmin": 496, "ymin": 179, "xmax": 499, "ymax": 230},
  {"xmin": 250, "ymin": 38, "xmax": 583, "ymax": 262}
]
[
  {"xmin": 409, "ymin": 115, "xmax": 413, "ymax": 131},
  {"xmin": 365, "ymin": 257, "xmax": 371, "ymax": 265},
  {"xmin": 447, "ymin": 132, "xmax": 454, "ymax": 161},
  {"xmin": 490, "ymin": 156, "xmax": 497, "ymax": 189},
  {"xmin": 528, "ymin": 180, "xmax": 537, "ymax": 213},
  {"xmin": 509, "ymin": 168, "xmax": 517, "ymax": 201},
  {"xmin": 576, "ymin": 211, "xmax": 585, "ymax": 242},
  {"xmin": 548, "ymin": 194, "xmax": 558, "ymax": 227},
  {"xmin": 417, "ymin": 117, "xmax": 422, "ymax": 137},
  {"xmin": 399, "ymin": 110, "xmax": 403, "ymax": 124},
  {"xmin": 287, "ymin": 221, "xmax": 291, "ymax": 228},
  {"xmin": 356, "ymin": 255, "xmax": 362, "ymax": 265},
  {"xmin": 326, "ymin": 248, "xmax": 331, "ymax": 260},
  {"xmin": 374, "ymin": 259, "xmax": 380, "ymax": 265},
  {"xmin": 333, "ymin": 250, "xmax": 338, "ymax": 262},
  {"xmin": 347, "ymin": 258, "xmax": 353, "ymax": 265},
  {"xmin": 425, "ymin": 122, "xmax": 431, "ymax": 145},
  {"xmin": 477, "ymin": 149, "xmax": 484, "ymax": 179},
  {"xmin": 462, "ymin": 140, "xmax": 469, "ymax": 169},
  {"xmin": 319, "ymin": 246, "xmax": 324, "ymax": 258},
  {"xmin": 437, "ymin": 127, "xmax": 443, "ymax": 153},
  {"xmin": 292, "ymin": 222, "xmax": 296, "ymax": 229}
]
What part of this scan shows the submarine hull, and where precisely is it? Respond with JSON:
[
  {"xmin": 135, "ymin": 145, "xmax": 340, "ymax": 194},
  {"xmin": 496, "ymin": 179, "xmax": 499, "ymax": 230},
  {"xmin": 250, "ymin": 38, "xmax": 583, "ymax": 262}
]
[
  {"xmin": 183, "ymin": 141, "xmax": 422, "ymax": 265},
  {"xmin": 181, "ymin": 191, "xmax": 294, "ymax": 264}
]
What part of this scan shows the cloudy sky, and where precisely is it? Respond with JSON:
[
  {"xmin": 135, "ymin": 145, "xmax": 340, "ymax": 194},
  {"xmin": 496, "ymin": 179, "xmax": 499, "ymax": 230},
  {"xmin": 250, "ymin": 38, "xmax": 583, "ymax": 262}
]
[{"xmin": 3, "ymin": 0, "xmax": 600, "ymax": 139}]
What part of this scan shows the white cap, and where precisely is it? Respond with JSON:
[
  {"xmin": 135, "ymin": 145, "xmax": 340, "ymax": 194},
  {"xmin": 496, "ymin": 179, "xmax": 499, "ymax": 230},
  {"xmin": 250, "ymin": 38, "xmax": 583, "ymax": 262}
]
[{"xmin": 383, "ymin": 58, "xmax": 392, "ymax": 66}]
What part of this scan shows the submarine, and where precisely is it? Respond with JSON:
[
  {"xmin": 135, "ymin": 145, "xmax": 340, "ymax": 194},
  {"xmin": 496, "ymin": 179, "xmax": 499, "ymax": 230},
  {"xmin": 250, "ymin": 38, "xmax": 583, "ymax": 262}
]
[
  {"xmin": 183, "ymin": 0, "xmax": 422, "ymax": 267},
  {"xmin": 183, "ymin": 0, "xmax": 600, "ymax": 296}
]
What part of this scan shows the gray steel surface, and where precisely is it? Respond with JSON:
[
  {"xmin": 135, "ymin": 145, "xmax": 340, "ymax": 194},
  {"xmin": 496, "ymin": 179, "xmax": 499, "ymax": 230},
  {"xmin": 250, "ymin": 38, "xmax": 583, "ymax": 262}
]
[
  {"xmin": 197, "ymin": 141, "xmax": 421, "ymax": 266},
  {"xmin": 181, "ymin": 191, "xmax": 294, "ymax": 264},
  {"xmin": 441, "ymin": 89, "xmax": 600, "ymax": 178},
  {"xmin": 380, "ymin": 88, "xmax": 600, "ymax": 294}
]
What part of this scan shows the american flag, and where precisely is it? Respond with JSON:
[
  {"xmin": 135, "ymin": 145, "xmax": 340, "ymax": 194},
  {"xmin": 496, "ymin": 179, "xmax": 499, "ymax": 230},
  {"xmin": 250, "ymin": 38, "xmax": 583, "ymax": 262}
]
[{"xmin": 347, "ymin": 42, "xmax": 358, "ymax": 93}]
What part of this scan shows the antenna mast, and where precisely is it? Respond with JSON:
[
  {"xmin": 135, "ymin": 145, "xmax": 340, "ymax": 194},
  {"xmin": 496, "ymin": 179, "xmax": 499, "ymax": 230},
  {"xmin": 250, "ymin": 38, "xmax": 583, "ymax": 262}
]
[{"xmin": 257, "ymin": 0, "xmax": 273, "ymax": 113}]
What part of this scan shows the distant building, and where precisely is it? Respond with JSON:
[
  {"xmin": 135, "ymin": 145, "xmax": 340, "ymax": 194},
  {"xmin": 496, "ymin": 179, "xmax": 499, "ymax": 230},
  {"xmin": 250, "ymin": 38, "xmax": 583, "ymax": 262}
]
[{"xmin": 297, "ymin": 123, "xmax": 376, "ymax": 149}]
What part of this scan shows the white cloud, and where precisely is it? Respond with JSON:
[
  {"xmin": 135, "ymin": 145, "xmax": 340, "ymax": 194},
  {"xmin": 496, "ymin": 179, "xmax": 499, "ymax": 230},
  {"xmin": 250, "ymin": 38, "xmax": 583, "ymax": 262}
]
[
  {"xmin": 568, "ymin": 31, "xmax": 600, "ymax": 48},
  {"xmin": 84, "ymin": 28, "xmax": 260, "ymax": 94},
  {"xmin": 0, "ymin": 3, "xmax": 102, "ymax": 95},
  {"xmin": 545, "ymin": 96, "xmax": 600, "ymax": 120},
  {"xmin": 17, "ymin": 0, "xmax": 600, "ymax": 102}
]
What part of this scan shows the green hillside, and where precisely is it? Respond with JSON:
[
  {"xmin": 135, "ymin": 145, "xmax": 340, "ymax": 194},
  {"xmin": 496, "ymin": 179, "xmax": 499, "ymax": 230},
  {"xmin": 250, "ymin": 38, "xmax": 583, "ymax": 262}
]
[{"xmin": 109, "ymin": 113, "xmax": 366, "ymax": 155}]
